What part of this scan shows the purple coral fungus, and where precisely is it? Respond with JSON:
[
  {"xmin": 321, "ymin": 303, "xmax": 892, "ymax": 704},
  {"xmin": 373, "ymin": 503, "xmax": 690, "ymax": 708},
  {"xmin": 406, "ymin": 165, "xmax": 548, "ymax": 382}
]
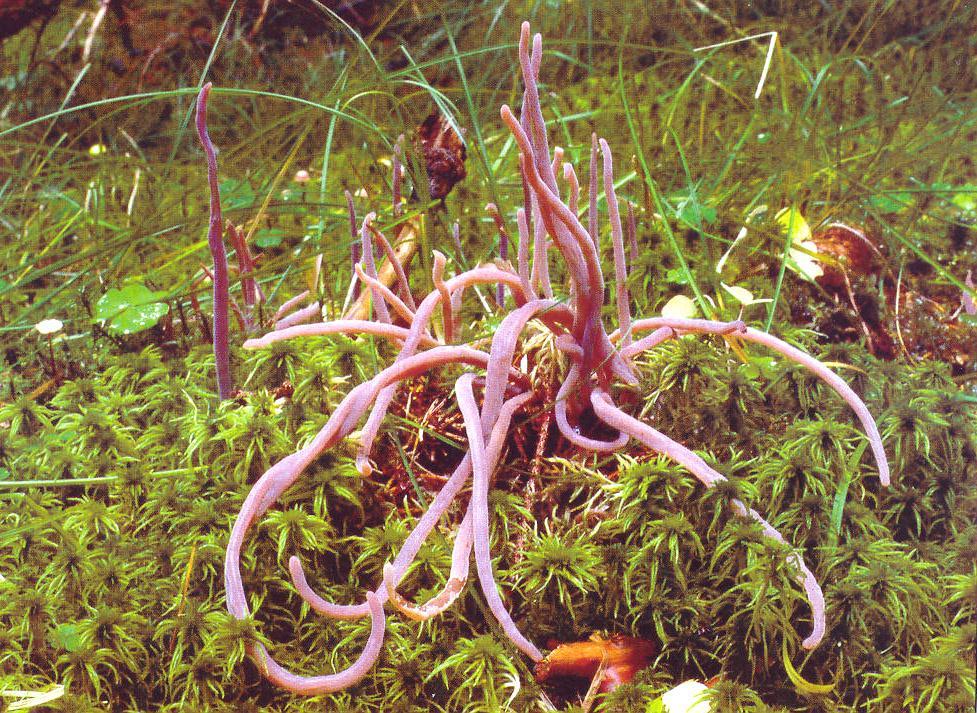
[{"xmin": 224, "ymin": 22, "xmax": 890, "ymax": 695}]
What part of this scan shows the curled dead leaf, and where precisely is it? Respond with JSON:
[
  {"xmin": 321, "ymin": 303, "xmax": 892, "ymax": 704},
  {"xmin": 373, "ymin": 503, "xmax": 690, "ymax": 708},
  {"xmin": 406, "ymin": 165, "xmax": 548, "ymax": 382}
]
[
  {"xmin": 417, "ymin": 110, "xmax": 467, "ymax": 200},
  {"xmin": 535, "ymin": 634, "xmax": 656, "ymax": 693}
]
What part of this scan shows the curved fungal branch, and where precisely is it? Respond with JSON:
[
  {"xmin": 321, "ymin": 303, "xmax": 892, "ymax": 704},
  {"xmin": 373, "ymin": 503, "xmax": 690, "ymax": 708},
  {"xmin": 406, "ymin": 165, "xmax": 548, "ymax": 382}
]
[
  {"xmin": 456, "ymin": 373, "xmax": 543, "ymax": 661},
  {"xmin": 383, "ymin": 508, "xmax": 472, "ymax": 622},
  {"xmin": 244, "ymin": 320, "xmax": 438, "ymax": 351},
  {"xmin": 383, "ymin": 384, "xmax": 535, "ymax": 623},
  {"xmin": 599, "ymin": 138, "xmax": 632, "ymax": 347},
  {"xmin": 359, "ymin": 213, "xmax": 391, "ymax": 325},
  {"xmin": 249, "ymin": 591, "xmax": 385, "ymax": 695},
  {"xmin": 225, "ymin": 343, "xmax": 530, "ymax": 610},
  {"xmin": 620, "ymin": 317, "xmax": 889, "ymax": 486},
  {"xmin": 354, "ymin": 263, "xmax": 420, "ymax": 327}
]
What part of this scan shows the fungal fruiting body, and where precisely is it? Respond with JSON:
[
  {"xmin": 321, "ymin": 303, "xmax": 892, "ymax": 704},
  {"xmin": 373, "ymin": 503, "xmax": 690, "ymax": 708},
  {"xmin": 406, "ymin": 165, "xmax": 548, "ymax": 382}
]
[{"xmin": 224, "ymin": 22, "xmax": 889, "ymax": 695}]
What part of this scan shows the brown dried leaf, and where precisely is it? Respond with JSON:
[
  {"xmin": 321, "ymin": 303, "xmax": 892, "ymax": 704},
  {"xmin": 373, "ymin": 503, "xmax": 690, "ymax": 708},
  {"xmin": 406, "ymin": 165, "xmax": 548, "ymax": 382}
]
[
  {"xmin": 811, "ymin": 222, "xmax": 881, "ymax": 291},
  {"xmin": 417, "ymin": 111, "xmax": 467, "ymax": 200}
]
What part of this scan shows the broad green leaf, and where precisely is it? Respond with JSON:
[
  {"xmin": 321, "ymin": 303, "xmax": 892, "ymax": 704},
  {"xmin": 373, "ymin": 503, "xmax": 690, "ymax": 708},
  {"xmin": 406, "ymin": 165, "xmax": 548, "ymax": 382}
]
[
  {"xmin": 95, "ymin": 284, "xmax": 169, "ymax": 335},
  {"xmin": 254, "ymin": 227, "xmax": 286, "ymax": 248},
  {"xmin": 219, "ymin": 178, "xmax": 255, "ymax": 211},
  {"xmin": 665, "ymin": 267, "xmax": 691, "ymax": 286},
  {"xmin": 672, "ymin": 194, "xmax": 717, "ymax": 228}
]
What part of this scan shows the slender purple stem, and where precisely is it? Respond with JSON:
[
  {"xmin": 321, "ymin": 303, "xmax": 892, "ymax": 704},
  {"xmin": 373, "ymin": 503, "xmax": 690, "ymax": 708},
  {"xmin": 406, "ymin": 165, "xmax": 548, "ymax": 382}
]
[{"xmin": 195, "ymin": 82, "xmax": 232, "ymax": 400}]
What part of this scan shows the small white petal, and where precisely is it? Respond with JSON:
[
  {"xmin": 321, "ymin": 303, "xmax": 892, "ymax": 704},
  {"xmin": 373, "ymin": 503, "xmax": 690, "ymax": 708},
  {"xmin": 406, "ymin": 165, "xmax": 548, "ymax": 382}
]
[
  {"xmin": 660, "ymin": 680, "xmax": 713, "ymax": 713},
  {"xmin": 720, "ymin": 282, "xmax": 755, "ymax": 305},
  {"xmin": 35, "ymin": 319, "xmax": 64, "ymax": 335}
]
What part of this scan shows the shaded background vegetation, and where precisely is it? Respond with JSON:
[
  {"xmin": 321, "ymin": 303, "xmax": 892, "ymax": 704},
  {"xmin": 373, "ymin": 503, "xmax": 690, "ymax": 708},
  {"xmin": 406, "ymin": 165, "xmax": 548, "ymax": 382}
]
[{"xmin": 0, "ymin": 1, "xmax": 974, "ymax": 711}]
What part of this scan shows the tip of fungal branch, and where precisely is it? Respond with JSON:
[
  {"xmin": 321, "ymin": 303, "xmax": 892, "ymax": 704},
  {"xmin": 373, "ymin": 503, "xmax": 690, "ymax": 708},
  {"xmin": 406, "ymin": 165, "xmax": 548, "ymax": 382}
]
[
  {"xmin": 382, "ymin": 562, "xmax": 396, "ymax": 590},
  {"xmin": 365, "ymin": 590, "xmax": 382, "ymax": 613},
  {"xmin": 355, "ymin": 454, "xmax": 373, "ymax": 477},
  {"xmin": 878, "ymin": 461, "xmax": 891, "ymax": 487}
]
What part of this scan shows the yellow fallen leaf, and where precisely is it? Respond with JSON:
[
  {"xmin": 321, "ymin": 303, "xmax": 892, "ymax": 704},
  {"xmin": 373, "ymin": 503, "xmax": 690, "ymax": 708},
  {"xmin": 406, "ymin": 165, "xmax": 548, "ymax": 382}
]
[
  {"xmin": 662, "ymin": 295, "xmax": 698, "ymax": 319},
  {"xmin": 775, "ymin": 206, "xmax": 812, "ymax": 242},
  {"xmin": 720, "ymin": 282, "xmax": 773, "ymax": 306},
  {"xmin": 775, "ymin": 206, "xmax": 824, "ymax": 281}
]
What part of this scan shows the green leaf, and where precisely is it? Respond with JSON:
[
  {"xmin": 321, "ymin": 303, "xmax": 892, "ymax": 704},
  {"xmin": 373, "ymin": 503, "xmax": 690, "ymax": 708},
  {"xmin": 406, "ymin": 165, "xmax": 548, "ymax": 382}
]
[
  {"xmin": 645, "ymin": 698, "xmax": 665, "ymax": 713},
  {"xmin": 51, "ymin": 623, "xmax": 84, "ymax": 653},
  {"xmin": 741, "ymin": 356, "xmax": 776, "ymax": 379},
  {"xmin": 828, "ymin": 441, "xmax": 868, "ymax": 547},
  {"xmin": 220, "ymin": 178, "xmax": 255, "ymax": 211},
  {"xmin": 665, "ymin": 267, "xmax": 691, "ymax": 286},
  {"xmin": 95, "ymin": 284, "xmax": 170, "ymax": 335},
  {"xmin": 782, "ymin": 638, "xmax": 836, "ymax": 694},
  {"xmin": 254, "ymin": 227, "xmax": 286, "ymax": 248},
  {"xmin": 949, "ymin": 183, "xmax": 977, "ymax": 213},
  {"xmin": 671, "ymin": 192, "xmax": 717, "ymax": 228},
  {"xmin": 868, "ymin": 191, "xmax": 913, "ymax": 214}
]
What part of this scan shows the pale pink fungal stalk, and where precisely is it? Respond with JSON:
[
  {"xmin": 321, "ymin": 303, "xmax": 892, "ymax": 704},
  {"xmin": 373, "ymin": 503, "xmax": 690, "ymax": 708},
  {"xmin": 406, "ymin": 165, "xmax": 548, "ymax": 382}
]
[{"xmin": 225, "ymin": 22, "xmax": 890, "ymax": 695}]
